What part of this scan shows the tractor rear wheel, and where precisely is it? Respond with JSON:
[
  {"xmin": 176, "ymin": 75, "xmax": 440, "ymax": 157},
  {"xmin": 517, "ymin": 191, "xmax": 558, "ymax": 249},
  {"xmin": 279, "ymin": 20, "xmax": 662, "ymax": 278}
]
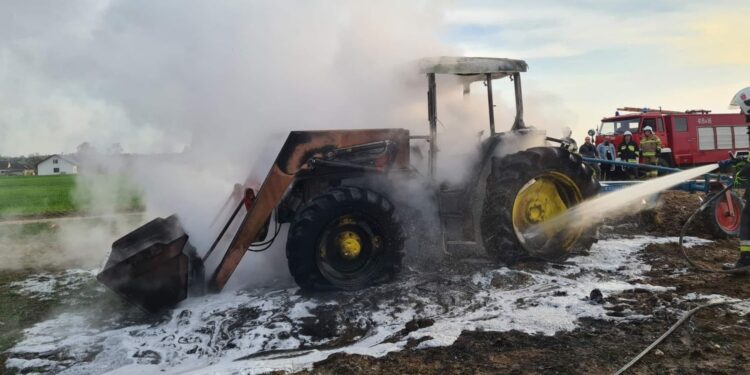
[
  {"xmin": 701, "ymin": 190, "xmax": 743, "ymax": 238},
  {"xmin": 480, "ymin": 147, "xmax": 600, "ymax": 264},
  {"xmin": 286, "ymin": 186, "xmax": 404, "ymax": 291}
]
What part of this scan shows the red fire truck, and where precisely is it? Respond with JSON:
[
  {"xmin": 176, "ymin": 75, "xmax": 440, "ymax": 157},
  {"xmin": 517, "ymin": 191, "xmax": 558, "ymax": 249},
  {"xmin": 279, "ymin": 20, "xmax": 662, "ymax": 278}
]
[{"xmin": 592, "ymin": 107, "xmax": 749, "ymax": 167}]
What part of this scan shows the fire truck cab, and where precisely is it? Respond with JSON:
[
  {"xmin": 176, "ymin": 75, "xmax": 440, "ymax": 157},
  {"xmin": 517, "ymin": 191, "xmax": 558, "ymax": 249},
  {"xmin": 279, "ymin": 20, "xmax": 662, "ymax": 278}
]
[{"xmin": 593, "ymin": 107, "xmax": 748, "ymax": 167}]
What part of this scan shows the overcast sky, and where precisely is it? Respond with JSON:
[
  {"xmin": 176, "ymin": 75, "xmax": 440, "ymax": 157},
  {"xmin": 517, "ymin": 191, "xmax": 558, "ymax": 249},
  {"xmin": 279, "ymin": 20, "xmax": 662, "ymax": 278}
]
[
  {"xmin": 453, "ymin": 0, "xmax": 749, "ymax": 137},
  {"xmin": 1, "ymin": 1, "xmax": 747, "ymax": 156}
]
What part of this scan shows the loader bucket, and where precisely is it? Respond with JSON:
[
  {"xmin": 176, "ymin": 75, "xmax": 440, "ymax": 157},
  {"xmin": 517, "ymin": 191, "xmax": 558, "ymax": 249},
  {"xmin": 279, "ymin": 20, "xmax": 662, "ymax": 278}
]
[{"xmin": 97, "ymin": 215, "xmax": 204, "ymax": 313}]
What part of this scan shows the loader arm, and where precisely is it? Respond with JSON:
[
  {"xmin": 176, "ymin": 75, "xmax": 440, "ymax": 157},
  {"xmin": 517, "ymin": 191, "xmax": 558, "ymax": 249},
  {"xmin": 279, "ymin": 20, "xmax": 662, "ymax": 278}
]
[{"xmin": 207, "ymin": 129, "xmax": 410, "ymax": 292}]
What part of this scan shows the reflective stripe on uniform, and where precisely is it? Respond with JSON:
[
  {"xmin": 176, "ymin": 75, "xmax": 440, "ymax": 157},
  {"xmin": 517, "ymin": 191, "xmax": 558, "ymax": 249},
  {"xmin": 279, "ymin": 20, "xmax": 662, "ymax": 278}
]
[
  {"xmin": 740, "ymin": 240, "xmax": 750, "ymax": 246},
  {"xmin": 741, "ymin": 245, "xmax": 750, "ymax": 252},
  {"xmin": 641, "ymin": 136, "xmax": 661, "ymax": 158}
]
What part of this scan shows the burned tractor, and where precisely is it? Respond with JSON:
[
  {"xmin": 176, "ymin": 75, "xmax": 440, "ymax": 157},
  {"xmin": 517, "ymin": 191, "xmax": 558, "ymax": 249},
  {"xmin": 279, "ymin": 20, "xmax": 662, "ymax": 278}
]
[{"xmin": 98, "ymin": 57, "xmax": 600, "ymax": 312}]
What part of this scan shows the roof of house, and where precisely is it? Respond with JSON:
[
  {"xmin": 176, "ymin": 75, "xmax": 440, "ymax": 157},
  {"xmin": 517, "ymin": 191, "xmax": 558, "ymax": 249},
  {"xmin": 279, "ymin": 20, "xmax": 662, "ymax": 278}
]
[
  {"xmin": 0, "ymin": 160, "xmax": 31, "ymax": 171},
  {"xmin": 36, "ymin": 154, "xmax": 79, "ymax": 167}
]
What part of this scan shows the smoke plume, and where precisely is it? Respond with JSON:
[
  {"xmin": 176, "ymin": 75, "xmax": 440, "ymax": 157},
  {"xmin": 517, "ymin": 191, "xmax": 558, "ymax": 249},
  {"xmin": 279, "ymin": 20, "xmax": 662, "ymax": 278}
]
[{"xmin": 1, "ymin": 1, "xmax": 572, "ymax": 287}]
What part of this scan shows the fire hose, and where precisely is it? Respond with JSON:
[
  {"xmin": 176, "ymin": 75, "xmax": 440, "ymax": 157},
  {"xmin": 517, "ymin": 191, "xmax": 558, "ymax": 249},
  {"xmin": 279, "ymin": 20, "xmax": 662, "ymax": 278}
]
[
  {"xmin": 614, "ymin": 184, "xmax": 750, "ymax": 374},
  {"xmin": 612, "ymin": 299, "xmax": 743, "ymax": 375}
]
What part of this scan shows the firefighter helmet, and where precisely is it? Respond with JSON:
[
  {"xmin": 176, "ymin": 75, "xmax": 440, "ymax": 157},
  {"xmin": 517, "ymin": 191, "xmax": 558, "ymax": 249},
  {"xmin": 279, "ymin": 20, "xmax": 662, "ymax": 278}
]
[
  {"xmin": 643, "ymin": 126, "xmax": 653, "ymax": 133},
  {"xmin": 730, "ymin": 87, "xmax": 750, "ymax": 115},
  {"xmin": 624, "ymin": 131, "xmax": 632, "ymax": 136}
]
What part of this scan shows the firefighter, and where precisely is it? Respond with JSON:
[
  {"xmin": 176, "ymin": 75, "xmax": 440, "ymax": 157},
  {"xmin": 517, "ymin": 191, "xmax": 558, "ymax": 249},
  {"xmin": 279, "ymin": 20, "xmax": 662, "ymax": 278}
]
[
  {"xmin": 725, "ymin": 87, "xmax": 750, "ymax": 269},
  {"xmin": 579, "ymin": 136, "xmax": 598, "ymax": 158},
  {"xmin": 618, "ymin": 131, "xmax": 640, "ymax": 179},
  {"xmin": 579, "ymin": 136, "xmax": 600, "ymax": 177},
  {"xmin": 597, "ymin": 139, "xmax": 616, "ymax": 180},
  {"xmin": 639, "ymin": 126, "xmax": 661, "ymax": 178},
  {"xmin": 730, "ymin": 156, "xmax": 750, "ymax": 269}
]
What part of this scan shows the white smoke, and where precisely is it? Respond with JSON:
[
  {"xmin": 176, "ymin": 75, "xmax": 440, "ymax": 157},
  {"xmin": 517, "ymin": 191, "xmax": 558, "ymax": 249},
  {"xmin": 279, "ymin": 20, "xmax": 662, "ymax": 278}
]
[
  {"xmin": 0, "ymin": 1, "xmax": 459, "ymax": 281},
  {"xmin": 0, "ymin": 1, "xmax": 575, "ymax": 287}
]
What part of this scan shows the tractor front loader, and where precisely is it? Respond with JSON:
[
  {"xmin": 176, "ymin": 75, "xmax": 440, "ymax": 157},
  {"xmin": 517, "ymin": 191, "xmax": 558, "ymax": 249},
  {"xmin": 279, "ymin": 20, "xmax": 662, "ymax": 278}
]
[{"xmin": 98, "ymin": 57, "xmax": 600, "ymax": 312}]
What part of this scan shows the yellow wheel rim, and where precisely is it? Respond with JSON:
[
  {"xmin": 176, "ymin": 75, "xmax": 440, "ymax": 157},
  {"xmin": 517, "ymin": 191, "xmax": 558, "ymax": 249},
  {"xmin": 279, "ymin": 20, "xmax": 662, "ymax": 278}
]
[
  {"xmin": 512, "ymin": 172, "xmax": 583, "ymax": 251},
  {"xmin": 336, "ymin": 231, "xmax": 362, "ymax": 259}
]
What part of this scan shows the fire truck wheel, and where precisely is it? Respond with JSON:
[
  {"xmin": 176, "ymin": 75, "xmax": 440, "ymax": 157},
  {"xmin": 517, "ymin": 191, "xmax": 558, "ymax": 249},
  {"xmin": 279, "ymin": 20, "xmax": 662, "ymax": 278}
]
[
  {"xmin": 286, "ymin": 186, "xmax": 404, "ymax": 291},
  {"xmin": 701, "ymin": 190, "xmax": 743, "ymax": 239},
  {"xmin": 481, "ymin": 147, "xmax": 600, "ymax": 264}
]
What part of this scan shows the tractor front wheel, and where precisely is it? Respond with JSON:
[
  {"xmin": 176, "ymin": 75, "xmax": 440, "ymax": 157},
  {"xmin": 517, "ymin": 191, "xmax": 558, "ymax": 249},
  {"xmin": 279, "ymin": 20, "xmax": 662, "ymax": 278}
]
[
  {"xmin": 480, "ymin": 147, "xmax": 600, "ymax": 264},
  {"xmin": 286, "ymin": 187, "xmax": 404, "ymax": 291}
]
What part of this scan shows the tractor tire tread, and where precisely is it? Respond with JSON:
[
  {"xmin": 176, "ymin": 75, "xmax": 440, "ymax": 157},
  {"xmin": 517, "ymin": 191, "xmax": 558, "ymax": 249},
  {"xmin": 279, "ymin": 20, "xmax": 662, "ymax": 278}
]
[
  {"xmin": 286, "ymin": 186, "xmax": 404, "ymax": 291},
  {"xmin": 481, "ymin": 147, "xmax": 600, "ymax": 264}
]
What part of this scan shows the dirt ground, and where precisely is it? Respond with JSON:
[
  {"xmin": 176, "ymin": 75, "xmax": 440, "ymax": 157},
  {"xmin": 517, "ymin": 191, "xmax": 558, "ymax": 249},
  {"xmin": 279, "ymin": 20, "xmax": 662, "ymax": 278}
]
[
  {"xmin": 3, "ymin": 192, "xmax": 750, "ymax": 374},
  {"xmin": 305, "ymin": 191, "xmax": 750, "ymax": 375}
]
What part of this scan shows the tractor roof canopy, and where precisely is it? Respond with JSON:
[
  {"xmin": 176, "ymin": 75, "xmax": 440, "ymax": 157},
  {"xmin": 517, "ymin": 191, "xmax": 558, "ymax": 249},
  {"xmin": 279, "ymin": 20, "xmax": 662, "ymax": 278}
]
[
  {"xmin": 418, "ymin": 56, "xmax": 528, "ymax": 82},
  {"xmin": 419, "ymin": 56, "xmax": 529, "ymax": 177}
]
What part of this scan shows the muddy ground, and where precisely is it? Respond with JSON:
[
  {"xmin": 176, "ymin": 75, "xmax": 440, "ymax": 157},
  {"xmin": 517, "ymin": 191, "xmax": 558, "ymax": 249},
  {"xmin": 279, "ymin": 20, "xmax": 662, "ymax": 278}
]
[
  {"xmin": 306, "ymin": 192, "xmax": 750, "ymax": 374},
  {"xmin": 2, "ymin": 192, "xmax": 750, "ymax": 374}
]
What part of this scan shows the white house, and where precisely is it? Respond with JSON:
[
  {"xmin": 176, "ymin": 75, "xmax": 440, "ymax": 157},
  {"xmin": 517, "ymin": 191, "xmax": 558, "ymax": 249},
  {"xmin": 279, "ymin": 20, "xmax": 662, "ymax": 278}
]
[{"xmin": 37, "ymin": 155, "xmax": 78, "ymax": 176}]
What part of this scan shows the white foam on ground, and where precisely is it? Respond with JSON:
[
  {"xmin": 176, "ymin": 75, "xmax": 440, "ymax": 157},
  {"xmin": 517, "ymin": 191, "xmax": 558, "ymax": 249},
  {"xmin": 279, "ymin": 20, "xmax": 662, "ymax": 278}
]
[
  {"xmin": 6, "ymin": 236, "xmax": 706, "ymax": 374},
  {"xmin": 9, "ymin": 269, "xmax": 99, "ymax": 300},
  {"xmin": 682, "ymin": 292, "xmax": 750, "ymax": 316}
]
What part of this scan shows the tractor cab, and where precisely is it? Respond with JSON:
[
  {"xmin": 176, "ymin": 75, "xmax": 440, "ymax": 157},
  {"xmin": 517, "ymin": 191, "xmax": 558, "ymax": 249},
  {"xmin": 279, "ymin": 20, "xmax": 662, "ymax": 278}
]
[
  {"xmin": 416, "ymin": 57, "xmax": 596, "ymax": 257},
  {"xmin": 417, "ymin": 56, "xmax": 533, "ymax": 178}
]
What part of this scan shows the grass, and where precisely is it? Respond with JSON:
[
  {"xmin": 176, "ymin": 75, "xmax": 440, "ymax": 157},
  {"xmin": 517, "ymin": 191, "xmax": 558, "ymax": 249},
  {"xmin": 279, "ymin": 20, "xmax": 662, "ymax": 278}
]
[
  {"xmin": 0, "ymin": 222, "xmax": 80, "ymax": 360},
  {"xmin": 0, "ymin": 175, "xmax": 143, "ymax": 218},
  {"xmin": 0, "ymin": 219, "xmax": 145, "ymax": 371},
  {"xmin": 0, "ymin": 175, "xmax": 77, "ymax": 217},
  {"xmin": 0, "ymin": 270, "xmax": 59, "ymax": 362},
  {"xmin": 0, "ymin": 266, "xmax": 142, "ymax": 372}
]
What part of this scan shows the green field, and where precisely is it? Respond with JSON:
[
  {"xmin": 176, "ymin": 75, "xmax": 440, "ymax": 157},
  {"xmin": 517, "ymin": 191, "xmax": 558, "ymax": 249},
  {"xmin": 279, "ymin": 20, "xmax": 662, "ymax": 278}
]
[{"xmin": 0, "ymin": 175, "xmax": 143, "ymax": 218}]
